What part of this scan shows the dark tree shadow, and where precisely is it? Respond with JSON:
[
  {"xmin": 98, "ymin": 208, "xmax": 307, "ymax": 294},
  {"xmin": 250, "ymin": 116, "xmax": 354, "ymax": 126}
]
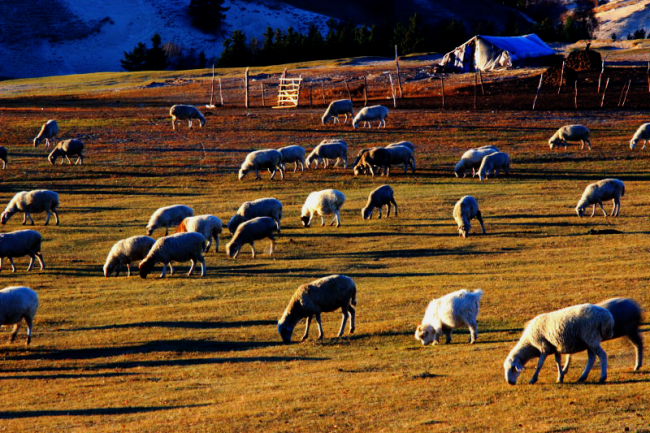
[{"xmin": 0, "ymin": 404, "xmax": 210, "ymax": 419}]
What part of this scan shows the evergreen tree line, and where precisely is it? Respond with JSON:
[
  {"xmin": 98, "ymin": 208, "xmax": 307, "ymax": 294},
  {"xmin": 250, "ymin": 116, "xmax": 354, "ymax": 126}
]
[{"xmin": 121, "ymin": 34, "xmax": 208, "ymax": 71}]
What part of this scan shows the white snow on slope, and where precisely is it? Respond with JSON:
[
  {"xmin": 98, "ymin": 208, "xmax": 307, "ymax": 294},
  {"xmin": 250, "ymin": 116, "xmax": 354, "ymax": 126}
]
[{"xmin": 594, "ymin": 0, "xmax": 650, "ymax": 40}]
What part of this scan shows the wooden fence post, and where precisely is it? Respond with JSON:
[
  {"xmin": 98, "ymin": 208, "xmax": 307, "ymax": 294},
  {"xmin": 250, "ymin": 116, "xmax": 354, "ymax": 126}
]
[
  {"xmin": 320, "ymin": 81, "xmax": 326, "ymax": 105},
  {"xmin": 208, "ymin": 64, "xmax": 215, "ymax": 106},
  {"xmin": 557, "ymin": 61, "xmax": 565, "ymax": 95},
  {"xmin": 244, "ymin": 67, "xmax": 250, "ymax": 109},
  {"xmin": 621, "ymin": 79, "xmax": 632, "ymax": 107},
  {"xmin": 473, "ymin": 71, "xmax": 478, "ymax": 110},
  {"xmin": 440, "ymin": 76, "xmax": 445, "ymax": 110},
  {"xmin": 344, "ymin": 80, "xmax": 352, "ymax": 100},
  {"xmin": 532, "ymin": 73, "xmax": 543, "ymax": 110},
  {"xmin": 394, "ymin": 45, "xmax": 403, "ymax": 98},
  {"xmin": 573, "ymin": 80, "xmax": 578, "ymax": 110},
  {"xmin": 617, "ymin": 80, "xmax": 628, "ymax": 107},
  {"xmin": 363, "ymin": 75, "xmax": 368, "ymax": 106},
  {"xmin": 218, "ymin": 77, "xmax": 224, "ymax": 106},
  {"xmin": 478, "ymin": 70, "xmax": 485, "ymax": 95},
  {"xmin": 600, "ymin": 77, "xmax": 610, "ymax": 108},
  {"xmin": 388, "ymin": 73, "xmax": 397, "ymax": 108},
  {"xmin": 597, "ymin": 59, "xmax": 605, "ymax": 94},
  {"xmin": 309, "ymin": 83, "xmax": 313, "ymax": 107},
  {"xmin": 260, "ymin": 83, "xmax": 265, "ymax": 107}
]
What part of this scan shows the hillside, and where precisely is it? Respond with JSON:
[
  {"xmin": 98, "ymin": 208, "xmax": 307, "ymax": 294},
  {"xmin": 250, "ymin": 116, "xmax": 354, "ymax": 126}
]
[{"xmin": 594, "ymin": 0, "xmax": 650, "ymax": 41}]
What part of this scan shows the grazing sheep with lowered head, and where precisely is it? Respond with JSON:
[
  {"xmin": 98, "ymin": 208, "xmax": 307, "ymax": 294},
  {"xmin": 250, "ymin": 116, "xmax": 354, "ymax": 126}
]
[
  {"xmin": 362, "ymin": 184, "xmax": 398, "ymax": 219},
  {"xmin": 415, "ymin": 289, "xmax": 483, "ymax": 345},
  {"xmin": 385, "ymin": 144, "xmax": 416, "ymax": 174},
  {"xmin": 301, "ymin": 189, "xmax": 346, "ymax": 227},
  {"xmin": 629, "ymin": 123, "xmax": 650, "ymax": 150},
  {"xmin": 0, "ymin": 230, "xmax": 45, "ymax": 273},
  {"xmin": 454, "ymin": 145, "xmax": 499, "ymax": 178},
  {"xmin": 352, "ymin": 105, "xmax": 389, "ymax": 128},
  {"xmin": 139, "ymin": 232, "xmax": 207, "ymax": 278},
  {"xmin": 170, "ymin": 104, "xmax": 206, "ymax": 130},
  {"xmin": 1, "ymin": 190, "xmax": 60, "ymax": 226},
  {"xmin": 146, "ymin": 204, "xmax": 194, "ymax": 236},
  {"xmin": 177, "ymin": 215, "xmax": 223, "ymax": 252},
  {"xmin": 549, "ymin": 124, "xmax": 592, "ymax": 151},
  {"xmin": 0, "ymin": 146, "xmax": 7, "ymax": 169},
  {"xmin": 576, "ymin": 178, "xmax": 625, "ymax": 217},
  {"xmin": 238, "ymin": 149, "xmax": 285, "ymax": 180},
  {"xmin": 0, "ymin": 286, "xmax": 39, "ymax": 344},
  {"xmin": 305, "ymin": 139, "xmax": 348, "ymax": 169},
  {"xmin": 225, "ymin": 216, "xmax": 280, "ymax": 259},
  {"xmin": 478, "ymin": 151, "xmax": 511, "ymax": 181},
  {"xmin": 228, "ymin": 198, "xmax": 283, "ymax": 234},
  {"xmin": 33, "ymin": 119, "xmax": 59, "ymax": 149},
  {"xmin": 453, "ymin": 195, "xmax": 486, "ymax": 238},
  {"xmin": 278, "ymin": 145, "xmax": 307, "ymax": 172},
  {"xmin": 103, "ymin": 235, "xmax": 156, "ymax": 277},
  {"xmin": 48, "ymin": 139, "xmax": 84, "ymax": 165},
  {"xmin": 353, "ymin": 147, "xmax": 392, "ymax": 177},
  {"xmin": 322, "ymin": 99, "xmax": 354, "ymax": 125}
]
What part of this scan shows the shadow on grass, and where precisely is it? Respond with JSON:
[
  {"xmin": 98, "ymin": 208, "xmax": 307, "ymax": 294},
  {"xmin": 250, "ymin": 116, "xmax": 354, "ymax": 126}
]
[
  {"xmin": 68, "ymin": 320, "xmax": 276, "ymax": 332},
  {"xmin": 0, "ymin": 404, "xmax": 209, "ymax": 419},
  {"xmin": 93, "ymin": 355, "xmax": 327, "ymax": 370},
  {"xmin": 0, "ymin": 372, "xmax": 140, "ymax": 381},
  {"xmin": 322, "ymin": 246, "xmax": 507, "ymax": 260}
]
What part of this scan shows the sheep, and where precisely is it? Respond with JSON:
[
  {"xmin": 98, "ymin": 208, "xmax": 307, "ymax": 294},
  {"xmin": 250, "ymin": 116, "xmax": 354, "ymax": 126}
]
[
  {"xmin": 33, "ymin": 119, "xmax": 59, "ymax": 149},
  {"xmin": 305, "ymin": 139, "xmax": 348, "ymax": 169},
  {"xmin": 301, "ymin": 189, "xmax": 346, "ymax": 228},
  {"xmin": 385, "ymin": 144, "xmax": 416, "ymax": 174},
  {"xmin": 477, "ymin": 151, "xmax": 511, "ymax": 181},
  {"xmin": 386, "ymin": 141, "xmax": 416, "ymax": 152},
  {"xmin": 278, "ymin": 145, "xmax": 307, "ymax": 172},
  {"xmin": 139, "ymin": 232, "xmax": 207, "ymax": 278},
  {"xmin": 177, "ymin": 215, "xmax": 223, "ymax": 252},
  {"xmin": 103, "ymin": 235, "xmax": 156, "ymax": 277},
  {"xmin": 278, "ymin": 274, "xmax": 357, "ymax": 343},
  {"xmin": 362, "ymin": 184, "xmax": 398, "ymax": 219},
  {"xmin": 146, "ymin": 204, "xmax": 194, "ymax": 236},
  {"xmin": 1, "ymin": 190, "xmax": 60, "ymax": 226},
  {"xmin": 454, "ymin": 145, "xmax": 499, "ymax": 178},
  {"xmin": 415, "ymin": 289, "xmax": 483, "ymax": 345},
  {"xmin": 453, "ymin": 195, "xmax": 486, "ymax": 238},
  {"xmin": 169, "ymin": 104, "xmax": 206, "ymax": 130},
  {"xmin": 0, "ymin": 230, "xmax": 45, "ymax": 272},
  {"xmin": 228, "ymin": 198, "xmax": 283, "ymax": 234},
  {"xmin": 48, "ymin": 139, "xmax": 84, "ymax": 165},
  {"xmin": 352, "ymin": 105, "xmax": 389, "ymax": 128},
  {"xmin": 0, "ymin": 146, "xmax": 7, "ymax": 169},
  {"xmin": 225, "ymin": 216, "xmax": 280, "ymax": 259},
  {"xmin": 575, "ymin": 178, "xmax": 625, "ymax": 217},
  {"xmin": 629, "ymin": 123, "xmax": 650, "ymax": 150},
  {"xmin": 503, "ymin": 303, "xmax": 614, "ymax": 385},
  {"xmin": 238, "ymin": 149, "xmax": 285, "ymax": 180},
  {"xmin": 352, "ymin": 147, "xmax": 392, "ymax": 177},
  {"xmin": 0, "ymin": 286, "xmax": 39, "ymax": 344},
  {"xmin": 321, "ymin": 99, "xmax": 354, "ymax": 125},
  {"xmin": 549, "ymin": 124, "xmax": 592, "ymax": 151}
]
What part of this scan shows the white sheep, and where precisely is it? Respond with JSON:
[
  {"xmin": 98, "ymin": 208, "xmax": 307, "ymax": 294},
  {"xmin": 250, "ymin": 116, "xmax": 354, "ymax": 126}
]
[
  {"xmin": 305, "ymin": 139, "xmax": 348, "ymax": 169},
  {"xmin": 415, "ymin": 289, "xmax": 483, "ymax": 345},
  {"xmin": 139, "ymin": 232, "xmax": 207, "ymax": 278},
  {"xmin": 0, "ymin": 286, "xmax": 39, "ymax": 344},
  {"xmin": 478, "ymin": 151, "xmax": 511, "ymax": 181},
  {"xmin": 1, "ymin": 190, "xmax": 60, "ymax": 226},
  {"xmin": 278, "ymin": 274, "xmax": 357, "ymax": 343},
  {"xmin": 362, "ymin": 184, "xmax": 398, "ymax": 219},
  {"xmin": 33, "ymin": 119, "xmax": 59, "ymax": 149},
  {"xmin": 0, "ymin": 146, "xmax": 7, "ymax": 169},
  {"xmin": 103, "ymin": 235, "xmax": 156, "ymax": 277},
  {"xmin": 453, "ymin": 195, "xmax": 486, "ymax": 238},
  {"xmin": 504, "ymin": 303, "xmax": 614, "ymax": 385},
  {"xmin": 48, "ymin": 139, "xmax": 84, "ymax": 165},
  {"xmin": 225, "ymin": 216, "xmax": 280, "ymax": 259},
  {"xmin": 575, "ymin": 178, "xmax": 625, "ymax": 217},
  {"xmin": 322, "ymin": 99, "xmax": 354, "ymax": 125},
  {"xmin": 454, "ymin": 145, "xmax": 499, "ymax": 178},
  {"xmin": 385, "ymin": 144, "xmax": 416, "ymax": 173},
  {"xmin": 629, "ymin": 123, "xmax": 650, "ymax": 150},
  {"xmin": 549, "ymin": 124, "xmax": 592, "ymax": 151},
  {"xmin": 177, "ymin": 215, "xmax": 223, "ymax": 252},
  {"xmin": 301, "ymin": 189, "xmax": 346, "ymax": 227},
  {"xmin": 170, "ymin": 104, "xmax": 206, "ymax": 130},
  {"xmin": 228, "ymin": 198, "xmax": 283, "ymax": 234},
  {"xmin": 352, "ymin": 105, "xmax": 389, "ymax": 128},
  {"xmin": 278, "ymin": 145, "xmax": 307, "ymax": 172},
  {"xmin": 146, "ymin": 204, "xmax": 195, "ymax": 236},
  {"xmin": 386, "ymin": 141, "xmax": 416, "ymax": 152},
  {"xmin": 238, "ymin": 149, "xmax": 285, "ymax": 180},
  {"xmin": 0, "ymin": 229, "xmax": 45, "ymax": 272}
]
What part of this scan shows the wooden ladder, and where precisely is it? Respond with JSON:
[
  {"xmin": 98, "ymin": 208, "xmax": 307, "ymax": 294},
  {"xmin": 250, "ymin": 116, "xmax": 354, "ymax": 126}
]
[{"xmin": 273, "ymin": 76, "xmax": 302, "ymax": 109}]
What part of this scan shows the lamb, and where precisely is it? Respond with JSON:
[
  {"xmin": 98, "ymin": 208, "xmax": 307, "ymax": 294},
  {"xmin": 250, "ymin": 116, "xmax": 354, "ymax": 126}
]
[
  {"xmin": 352, "ymin": 147, "xmax": 392, "ymax": 177},
  {"xmin": 477, "ymin": 151, "xmax": 511, "ymax": 181},
  {"xmin": 415, "ymin": 289, "xmax": 483, "ymax": 345},
  {"xmin": 0, "ymin": 230, "xmax": 45, "ymax": 272},
  {"xmin": 228, "ymin": 198, "xmax": 283, "ymax": 234},
  {"xmin": 301, "ymin": 189, "xmax": 346, "ymax": 227},
  {"xmin": 454, "ymin": 145, "xmax": 499, "ymax": 178},
  {"xmin": 453, "ymin": 195, "xmax": 486, "ymax": 238},
  {"xmin": 503, "ymin": 303, "xmax": 614, "ymax": 385},
  {"xmin": 549, "ymin": 124, "xmax": 592, "ymax": 151},
  {"xmin": 238, "ymin": 149, "xmax": 285, "ymax": 180},
  {"xmin": 385, "ymin": 144, "xmax": 416, "ymax": 174},
  {"xmin": 629, "ymin": 123, "xmax": 650, "ymax": 150},
  {"xmin": 575, "ymin": 178, "xmax": 625, "ymax": 217},
  {"xmin": 278, "ymin": 145, "xmax": 307, "ymax": 172},
  {"xmin": 33, "ymin": 119, "xmax": 59, "ymax": 149},
  {"xmin": 278, "ymin": 274, "xmax": 357, "ymax": 343},
  {"xmin": 0, "ymin": 286, "xmax": 39, "ymax": 344},
  {"xmin": 321, "ymin": 99, "xmax": 354, "ymax": 125},
  {"xmin": 225, "ymin": 216, "xmax": 280, "ymax": 259},
  {"xmin": 0, "ymin": 146, "xmax": 7, "ymax": 169},
  {"xmin": 177, "ymin": 215, "xmax": 223, "ymax": 252},
  {"xmin": 1, "ymin": 190, "xmax": 60, "ymax": 226},
  {"xmin": 103, "ymin": 235, "xmax": 156, "ymax": 277},
  {"xmin": 352, "ymin": 105, "xmax": 389, "ymax": 128},
  {"xmin": 362, "ymin": 184, "xmax": 398, "ymax": 219},
  {"xmin": 305, "ymin": 139, "xmax": 348, "ymax": 169},
  {"xmin": 139, "ymin": 232, "xmax": 207, "ymax": 278},
  {"xmin": 48, "ymin": 139, "xmax": 84, "ymax": 165},
  {"xmin": 146, "ymin": 204, "xmax": 194, "ymax": 236},
  {"xmin": 169, "ymin": 104, "xmax": 206, "ymax": 130}
]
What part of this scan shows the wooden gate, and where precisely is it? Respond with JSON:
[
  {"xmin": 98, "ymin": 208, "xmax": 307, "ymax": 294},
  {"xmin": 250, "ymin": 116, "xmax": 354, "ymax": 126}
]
[{"xmin": 274, "ymin": 76, "xmax": 302, "ymax": 109}]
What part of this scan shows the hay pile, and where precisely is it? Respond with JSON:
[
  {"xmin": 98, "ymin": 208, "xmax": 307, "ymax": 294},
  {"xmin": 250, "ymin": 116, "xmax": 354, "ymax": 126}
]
[
  {"xmin": 543, "ymin": 63, "xmax": 578, "ymax": 87},
  {"xmin": 565, "ymin": 49, "xmax": 602, "ymax": 72}
]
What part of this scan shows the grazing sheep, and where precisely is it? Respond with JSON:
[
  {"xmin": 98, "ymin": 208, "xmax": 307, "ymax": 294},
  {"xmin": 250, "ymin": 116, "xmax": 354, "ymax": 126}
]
[
  {"xmin": 238, "ymin": 149, "xmax": 285, "ymax": 180},
  {"xmin": 352, "ymin": 105, "xmax": 389, "ymax": 128},
  {"xmin": 453, "ymin": 195, "xmax": 486, "ymax": 238},
  {"xmin": 0, "ymin": 146, "xmax": 7, "ymax": 169},
  {"xmin": 301, "ymin": 189, "xmax": 346, "ymax": 227},
  {"xmin": 629, "ymin": 123, "xmax": 650, "ymax": 150},
  {"xmin": 477, "ymin": 151, "xmax": 511, "ymax": 181},
  {"xmin": 454, "ymin": 146, "xmax": 500, "ymax": 178},
  {"xmin": 0, "ymin": 286, "xmax": 39, "ymax": 344},
  {"xmin": 1, "ymin": 190, "xmax": 60, "ymax": 226},
  {"xmin": 48, "ymin": 139, "xmax": 84, "ymax": 165},
  {"xmin": 353, "ymin": 147, "xmax": 392, "ymax": 177},
  {"xmin": 549, "ymin": 124, "xmax": 592, "ymax": 151},
  {"xmin": 322, "ymin": 99, "xmax": 354, "ymax": 125},
  {"xmin": 139, "ymin": 232, "xmax": 207, "ymax": 278},
  {"xmin": 362, "ymin": 184, "xmax": 398, "ymax": 219},
  {"xmin": 278, "ymin": 145, "xmax": 307, "ymax": 172},
  {"xmin": 170, "ymin": 104, "xmax": 206, "ymax": 130},
  {"xmin": 0, "ymin": 230, "xmax": 45, "ymax": 272},
  {"xmin": 278, "ymin": 274, "xmax": 357, "ymax": 343},
  {"xmin": 146, "ymin": 204, "xmax": 194, "ymax": 236},
  {"xmin": 305, "ymin": 139, "xmax": 348, "ymax": 169},
  {"xmin": 386, "ymin": 141, "xmax": 416, "ymax": 152},
  {"xmin": 575, "ymin": 178, "xmax": 625, "ymax": 217},
  {"xmin": 103, "ymin": 235, "xmax": 156, "ymax": 277},
  {"xmin": 225, "ymin": 216, "xmax": 280, "ymax": 259},
  {"xmin": 503, "ymin": 303, "xmax": 614, "ymax": 385},
  {"xmin": 385, "ymin": 144, "xmax": 416, "ymax": 174},
  {"xmin": 177, "ymin": 215, "xmax": 223, "ymax": 252},
  {"xmin": 33, "ymin": 119, "xmax": 59, "ymax": 149},
  {"xmin": 228, "ymin": 198, "xmax": 283, "ymax": 234},
  {"xmin": 415, "ymin": 289, "xmax": 483, "ymax": 345}
]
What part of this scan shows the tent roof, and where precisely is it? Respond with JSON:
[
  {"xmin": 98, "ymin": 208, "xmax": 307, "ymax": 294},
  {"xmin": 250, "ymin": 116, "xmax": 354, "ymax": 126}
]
[{"xmin": 476, "ymin": 34, "xmax": 556, "ymax": 61}]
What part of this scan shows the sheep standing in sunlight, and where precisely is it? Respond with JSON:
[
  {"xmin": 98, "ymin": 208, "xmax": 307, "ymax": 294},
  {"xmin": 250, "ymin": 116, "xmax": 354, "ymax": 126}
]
[
  {"xmin": 301, "ymin": 189, "xmax": 346, "ymax": 227},
  {"xmin": 362, "ymin": 185, "xmax": 398, "ymax": 219},
  {"xmin": 225, "ymin": 216, "xmax": 280, "ymax": 259},
  {"xmin": 352, "ymin": 105, "xmax": 389, "ymax": 128},
  {"xmin": 33, "ymin": 119, "xmax": 59, "ymax": 149},
  {"xmin": 228, "ymin": 198, "xmax": 283, "ymax": 234},
  {"xmin": 1, "ymin": 190, "xmax": 60, "ymax": 226},
  {"xmin": 548, "ymin": 125, "xmax": 592, "ymax": 151},
  {"xmin": 322, "ymin": 99, "xmax": 354, "ymax": 125},
  {"xmin": 452, "ymin": 196, "xmax": 486, "ymax": 238},
  {"xmin": 139, "ymin": 232, "xmax": 207, "ymax": 278},
  {"xmin": 170, "ymin": 105, "xmax": 206, "ymax": 130},
  {"xmin": 146, "ymin": 205, "xmax": 194, "ymax": 236},
  {"xmin": 103, "ymin": 235, "xmax": 156, "ymax": 277},
  {"xmin": 630, "ymin": 123, "xmax": 650, "ymax": 150},
  {"xmin": 575, "ymin": 178, "xmax": 625, "ymax": 217},
  {"xmin": 415, "ymin": 289, "xmax": 483, "ymax": 345},
  {"xmin": 0, "ymin": 286, "xmax": 39, "ymax": 344},
  {"xmin": 454, "ymin": 145, "xmax": 499, "ymax": 178}
]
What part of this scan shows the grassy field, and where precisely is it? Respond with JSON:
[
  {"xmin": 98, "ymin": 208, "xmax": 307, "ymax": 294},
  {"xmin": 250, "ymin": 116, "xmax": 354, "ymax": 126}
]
[{"xmin": 0, "ymin": 78, "xmax": 649, "ymax": 433}]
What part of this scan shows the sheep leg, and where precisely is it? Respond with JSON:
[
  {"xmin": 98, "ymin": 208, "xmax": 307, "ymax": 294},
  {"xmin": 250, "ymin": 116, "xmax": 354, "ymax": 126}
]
[
  {"xmin": 562, "ymin": 354, "xmax": 572, "ymax": 376},
  {"xmin": 126, "ymin": 263, "xmax": 131, "ymax": 277},
  {"xmin": 468, "ymin": 320, "xmax": 478, "ymax": 344},
  {"xmin": 555, "ymin": 353, "xmax": 565, "ymax": 383},
  {"xmin": 0, "ymin": 257, "xmax": 2, "ymax": 271},
  {"xmin": 44, "ymin": 211, "xmax": 51, "ymax": 225},
  {"xmin": 22, "ymin": 213, "xmax": 27, "ymax": 225},
  {"xmin": 627, "ymin": 332, "xmax": 644, "ymax": 370},
  {"xmin": 9, "ymin": 257, "xmax": 16, "ymax": 272},
  {"xmin": 215, "ymin": 234, "xmax": 220, "ymax": 252},
  {"xmin": 444, "ymin": 328, "xmax": 452, "ymax": 344},
  {"xmin": 187, "ymin": 259, "xmax": 196, "ymax": 276},
  {"xmin": 53, "ymin": 210, "xmax": 60, "ymax": 225},
  {"xmin": 378, "ymin": 206, "xmax": 383, "ymax": 219},
  {"xmin": 315, "ymin": 313, "xmax": 325, "ymax": 340},
  {"xmin": 577, "ymin": 349, "xmax": 598, "ymax": 382},
  {"xmin": 168, "ymin": 263, "xmax": 174, "ymax": 275},
  {"xmin": 9, "ymin": 322, "xmax": 21, "ymax": 343},
  {"xmin": 188, "ymin": 119, "xmax": 193, "ymax": 128},
  {"xmin": 301, "ymin": 316, "xmax": 312, "ymax": 341},
  {"xmin": 476, "ymin": 211, "xmax": 487, "ymax": 234},
  {"xmin": 320, "ymin": 215, "xmax": 325, "ymax": 227},
  {"xmin": 598, "ymin": 202, "xmax": 607, "ymax": 217},
  {"xmin": 349, "ymin": 305, "xmax": 356, "ymax": 334},
  {"xmin": 391, "ymin": 199, "xmax": 399, "ymax": 216},
  {"xmin": 337, "ymin": 308, "xmax": 349, "ymax": 337},
  {"xmin": 27, "ymin": 255, "xmax": 35, "ymax": 271},
  {"xmin": 65, "ymin": 155, "xmax": 73, "ymax": 165},
  {"xmin": 334, "ymin": 211, "xmax": 341, "ymax": 227},
  {"xmin": 255, "ymin": 169, "xmax": 261, "ymax": 180},
  {"xmin": 199, "ymin": 257, "xmax": 206, "ymax": 277},
  {"xmin": 613, "ymin": 198, "xmax": 620, "ymax": 217},
  {"xmin": 529, "ymin": 352, "xmax": 548, "ymax": 384},
  {"xmin": 586, "ymin": 139, "xmax": 592, "ymax": 151},
  {"xmin": 590, "ymin": 204, "xmax": 596, "ymax": 217},
  {"xmin": 595, "ymin": 346, "xmax": 608, "ymax": 383},
  {"xmin": 24, "ymin": 315, "xmax": 33, "ymax": 344},
  {"xmin": 270, "ymin": 168, "xmax": 277, "ymax": 180},
  {"xmin": 250, "ymin": 242, "xmax": 256, "ymax": 259},
  {"xmin": 268, "ymin": 238, "xmax": 275, "ymax": 256},
  {"xmin": 278, "ymin": 165, "xmax": 284, "ymax": 180},
  {"xmin": 160, "ymin": 263, "xmax": 168, "ymax": 278}
]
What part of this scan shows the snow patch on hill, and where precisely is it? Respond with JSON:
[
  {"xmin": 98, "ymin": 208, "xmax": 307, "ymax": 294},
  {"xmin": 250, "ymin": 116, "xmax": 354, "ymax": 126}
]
[{"xmin": 594, "ymin": 0, "xmax": 650, "ymax": 40}]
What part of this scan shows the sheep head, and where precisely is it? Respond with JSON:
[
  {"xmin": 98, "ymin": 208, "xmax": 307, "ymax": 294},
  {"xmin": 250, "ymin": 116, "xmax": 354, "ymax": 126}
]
[
  {"xmin": 503, "ymin": 357, "xmax": 524, "ymax": 385},
  {"xmin": 237, "ymin": 168, "xmax": 248, "ymax": 181},
  {"xmin": 575, "ymin": 205, "xmax": 586, "ymax": 217},
  {"xmin": 225, "ymin": 240, "xmax": 240, "ymax": 259},
  {"xmin": 0, "ymin": 211, "xmax": 12, "ymax": 225},
  {"xmin": 278, "ymin": 321, "xmax": 294, "ymax": 344},
  {"xmin": 630, "ymin": 138, "xmax": 638, "ymax": 150},
  {"xmin": 361, "ymin": 207, "xmax": 373, "ymax": 220},
  {"xmin": 300, "ymin": 215, "xmax": 311, "ymax": 227},
  {"xmin": 47, "ymin": 149, "xmax": 62, "ymax": 165},
  {"xmin": 138, "ymin": 260, "xmax": 154, "ymax": 279},
  {"xmin": 458, "ymin": 224, "xmax": 470, "ymax": 238},
  {"xmin": 414, "ymin": 324, "xmax": 436, "ymax": 345}
]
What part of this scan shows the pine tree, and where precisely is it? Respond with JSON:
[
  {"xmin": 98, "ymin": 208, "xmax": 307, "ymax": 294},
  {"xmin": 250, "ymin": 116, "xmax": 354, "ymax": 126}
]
[
  {"xmin": 121, "ymin": 42, "xmax": 149, "ymax": 71},
  {"xmin": 189, "ymin": 0, "xmax": 229, "ymax": 35}
]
